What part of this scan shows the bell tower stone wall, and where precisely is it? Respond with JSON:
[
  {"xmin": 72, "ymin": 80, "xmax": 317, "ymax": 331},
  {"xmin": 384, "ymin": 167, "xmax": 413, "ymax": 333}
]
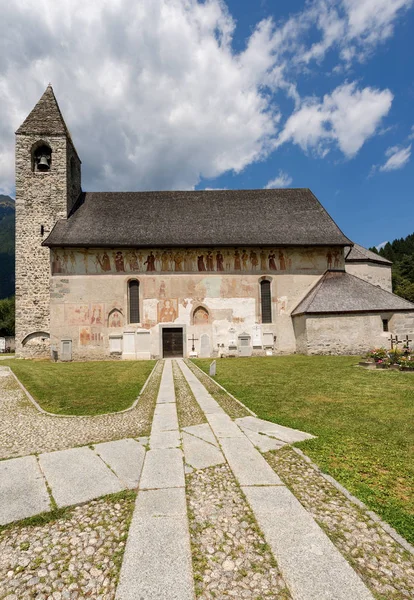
[{"xmin": 15, "ymin": 86, "xmax": 81, "ymax": 357}]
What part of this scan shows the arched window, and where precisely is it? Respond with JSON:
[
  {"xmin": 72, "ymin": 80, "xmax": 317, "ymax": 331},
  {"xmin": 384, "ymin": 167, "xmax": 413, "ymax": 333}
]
[
  {"xmin": 32, "ymin": 143, "xmax": 52, "ymax": 172},
  {"xmin": 260, "ymin": 280, "xmax": 272, "ymax": 323},
  {"xmin": 128, "ymin": 280, "xmax": 140, "ymax": 323}
]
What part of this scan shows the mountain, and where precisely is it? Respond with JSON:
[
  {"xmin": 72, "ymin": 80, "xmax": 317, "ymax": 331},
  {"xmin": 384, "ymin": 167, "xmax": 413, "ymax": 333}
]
[
  {"xmin": 0, "ymin": 195, "xmax": 15, "ymax": 299},
  {"xmin": 370, "ymin": 233, "xmax": 414, "ymax": 302}
]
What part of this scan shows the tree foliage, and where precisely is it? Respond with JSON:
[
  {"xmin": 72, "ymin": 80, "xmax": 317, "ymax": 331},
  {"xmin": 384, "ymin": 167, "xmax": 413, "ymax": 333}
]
[
  {"xmin": 0, "ymin": 296, "xmax": 15, "ymax": 335},
  {"xmin": 369, "ymin": 233, "xmax": 414, "ymax": 302}
]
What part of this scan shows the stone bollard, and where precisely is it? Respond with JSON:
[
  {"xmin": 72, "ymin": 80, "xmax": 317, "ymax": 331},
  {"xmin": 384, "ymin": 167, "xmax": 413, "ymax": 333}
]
[{"xmin": 209, "ymin": 360, "xmax": 217, "ymax": 377}]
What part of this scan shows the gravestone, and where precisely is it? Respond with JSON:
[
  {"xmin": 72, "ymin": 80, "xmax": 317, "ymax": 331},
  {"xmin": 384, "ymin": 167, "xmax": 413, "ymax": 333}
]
[
  {"xmin": 209, "ymin": 360, "xmax": 216, "ymax": 376},
  {"xmin": 60, "ymin": 339, "xmax": 72, "ymax": 361},
  {"xmin": 238, "ymin": 332, "xmax": 252, "ymax": 357},
  {"xmin": 109, "ymin": 335, "xmax": 122, "ymax": 354},
  {"xmin": 200, "ymin": 334, "xmax": 210, "ymax": 358},
  {"xmin": 252, "ymin": 324, "xmax": 262, "ymax": 348}
]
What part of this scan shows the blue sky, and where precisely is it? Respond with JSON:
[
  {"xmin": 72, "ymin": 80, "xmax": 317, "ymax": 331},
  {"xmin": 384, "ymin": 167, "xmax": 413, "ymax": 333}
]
[{"xmin": 1, "ymin": 0, "xmax": 413, "ymax": 248}]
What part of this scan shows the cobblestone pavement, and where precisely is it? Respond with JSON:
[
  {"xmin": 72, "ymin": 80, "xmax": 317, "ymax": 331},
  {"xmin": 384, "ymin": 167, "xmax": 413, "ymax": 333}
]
[
  {"xmin": 187, "ymin": 464, "xmax": 291, "ymax": 599},
  {"xmin": 0, "ymin": 492, "xmax": 136, "ymax": 600},
  {"xmin": 266, "ymin": 447, "xmax": 414, "ymax": 600},
  {"xmin": 0, "ymin": 362, "xmax": 162, "ymax": 460},
  {"xmin": 173, "ymin": 359, "xmax": 206, "ymax": 428}
]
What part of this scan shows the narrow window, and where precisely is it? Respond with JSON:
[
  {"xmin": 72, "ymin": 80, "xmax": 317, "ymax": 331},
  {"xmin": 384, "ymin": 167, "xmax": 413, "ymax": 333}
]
[
  {"xmin": 260, "ymin": 280, "xmax": 272, "ymax": 324},
  {"xmin": 382, "ymin": 319, "xmax": 389, "ymax": 332},
  {"xmin": 129, "ymin": 280, "xmax": 140, "ymax": 323}
]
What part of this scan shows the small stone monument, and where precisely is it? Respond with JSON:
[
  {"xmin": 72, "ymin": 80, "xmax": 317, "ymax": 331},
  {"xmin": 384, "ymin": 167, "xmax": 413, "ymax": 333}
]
[{"xmin": 209, "ymin": 360, "xmax": 217, "ymax": 377}]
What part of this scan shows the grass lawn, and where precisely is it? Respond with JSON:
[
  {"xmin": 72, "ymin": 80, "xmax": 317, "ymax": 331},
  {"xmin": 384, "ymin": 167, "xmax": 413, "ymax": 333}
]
[
  {"xmin": 193, "ymin": 355, "xmax": 414, "ymax": 545},
  {"xmin": 1, "ymin": 359, "xmax": 156, "ymax": 416}
]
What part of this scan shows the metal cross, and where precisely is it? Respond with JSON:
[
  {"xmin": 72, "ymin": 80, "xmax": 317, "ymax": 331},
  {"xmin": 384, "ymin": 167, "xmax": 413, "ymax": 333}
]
[
  {"xmin": 403, "ymin": 334, "xmax": 412, "ymax": 355},
  {"xmin": 188, "ymin": 334, "xmax": 199, "ymax": 352},
  {"xmin": 388, "ymin": 334, "xmax": 402, "ymax": 349}
]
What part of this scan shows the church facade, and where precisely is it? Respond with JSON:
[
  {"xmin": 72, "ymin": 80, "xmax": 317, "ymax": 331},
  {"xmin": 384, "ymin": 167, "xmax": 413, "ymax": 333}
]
[{"xmin": 15, "ymin": 86, "xmax": 414, "ymax": 360}]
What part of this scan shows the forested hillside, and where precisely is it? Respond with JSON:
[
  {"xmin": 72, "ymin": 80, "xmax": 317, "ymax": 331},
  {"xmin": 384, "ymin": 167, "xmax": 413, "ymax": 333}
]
[
  {"xmin": 0, "ymin": 195, "xmax": 15, "ymax": 299},
  {"xmin": 370, "ymin": 233, "xmax": 414, "ymax": 302}
]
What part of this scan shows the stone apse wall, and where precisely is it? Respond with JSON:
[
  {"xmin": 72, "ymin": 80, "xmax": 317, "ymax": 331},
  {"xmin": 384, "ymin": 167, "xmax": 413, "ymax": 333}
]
[
  {"xmin": 49, "ymin": 245, "xmax": 343, "ymax": 360},
  {"xmin": 345, "ymin": 262, "xmax": 392, "ymax": 292}
]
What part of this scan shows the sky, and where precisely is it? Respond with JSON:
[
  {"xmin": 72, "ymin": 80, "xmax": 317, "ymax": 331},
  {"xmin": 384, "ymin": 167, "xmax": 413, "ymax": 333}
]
[{"xmin": 0, "ymin": 0, "xmax": 413, "ymax": 248}]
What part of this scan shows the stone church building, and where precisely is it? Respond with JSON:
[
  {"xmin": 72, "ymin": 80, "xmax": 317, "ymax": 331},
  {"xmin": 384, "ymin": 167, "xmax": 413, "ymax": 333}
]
[{"xmin": 15, "ymin": 86, "xmax": 414, "ymax": 360}]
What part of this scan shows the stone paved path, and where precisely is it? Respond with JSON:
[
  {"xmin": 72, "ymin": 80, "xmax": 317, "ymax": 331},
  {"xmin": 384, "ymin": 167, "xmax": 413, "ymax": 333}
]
[
  {"xmin": 1, "ymin": 359, "xmax": 413, "ymax": 599},
  {"xmin": 0, "ymin": 438, "xmax": 146, "ymax": 524}
]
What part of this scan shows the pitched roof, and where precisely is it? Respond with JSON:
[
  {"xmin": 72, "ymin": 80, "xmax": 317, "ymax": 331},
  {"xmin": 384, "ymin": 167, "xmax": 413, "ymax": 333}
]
[
  {"xmin": 16, "ymin": 85, "xmax": 70, "ymax": 137},
  {"xmin": 291, "ymin": 270, "xmax": 414, "ymax": 316},
  {"xmin": 345, "ymin": 243, "xmax": 392, "ymax": 265},
  {"xmin": 43, "ymin": 189, "xmax": 352, "ymax": 248}
]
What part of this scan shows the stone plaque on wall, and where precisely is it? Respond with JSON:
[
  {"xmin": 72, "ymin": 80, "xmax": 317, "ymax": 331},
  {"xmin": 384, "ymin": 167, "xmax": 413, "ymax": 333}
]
[
  {"xmin": 200, "ymin": 334, "xmax": 211, "ymax": 358},
  {"xmin": 252, "ymin": 324, "xmax": 262, "ymax": 347}
]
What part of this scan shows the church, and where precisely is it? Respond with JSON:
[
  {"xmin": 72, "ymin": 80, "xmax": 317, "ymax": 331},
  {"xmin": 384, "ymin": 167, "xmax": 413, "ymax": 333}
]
[{"xmin": 15, "ymin": 86, "xmax": 414, "ymax": 360}]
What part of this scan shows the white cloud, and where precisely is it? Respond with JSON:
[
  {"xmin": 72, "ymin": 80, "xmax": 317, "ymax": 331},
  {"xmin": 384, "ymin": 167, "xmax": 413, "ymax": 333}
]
[
  {"xmin": 0, "ymin": 0, "xmax": 408, "ymax": 194},
  {"xmin": 0, "ymin": 0, "xmax": 281, "ymax": 193},
  {"xmin": 276, "ymin": 83, "xmax": 393, "ymax": 157},
  {"xmin": 379, "ymin": 144, "xmax": 411, "ymax": 171},
  {"xmin": 265, "ymin": 171, "xmax": 293, "ymax": 188},
  {"xmin": 408, "ymin": 125, "xmax": 414, "ymax": 140}
]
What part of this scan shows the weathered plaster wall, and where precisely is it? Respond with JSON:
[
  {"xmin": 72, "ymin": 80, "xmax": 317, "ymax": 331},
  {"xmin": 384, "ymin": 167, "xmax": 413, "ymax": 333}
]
[
  {"xmin": 49, "ymin": 266, "xmax": 324, "ymax": 360},
  {"xmin": 297, "ymin": 312, "xmax": 414, "ymax": 355},
  {"xmin": 345, "ymin": 262, "xmax": 392, "ymax": 292}
]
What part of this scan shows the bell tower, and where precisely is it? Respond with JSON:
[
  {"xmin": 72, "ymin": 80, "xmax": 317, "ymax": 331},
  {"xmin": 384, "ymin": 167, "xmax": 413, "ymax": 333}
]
[{"xmin": 15, "ymin": 85, "xmax": 82, "ymax": 357}]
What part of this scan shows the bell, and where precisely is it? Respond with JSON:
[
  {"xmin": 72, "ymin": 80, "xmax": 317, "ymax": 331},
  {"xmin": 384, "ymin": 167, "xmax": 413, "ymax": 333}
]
[{"xmin": 37, "ymin": 154, "xmax": 50, "ymax": 171}]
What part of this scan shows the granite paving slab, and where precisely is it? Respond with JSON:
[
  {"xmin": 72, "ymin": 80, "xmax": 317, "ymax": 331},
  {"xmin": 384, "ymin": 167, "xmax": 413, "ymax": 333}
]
[
  {"xmin": 151, "ymin": 409, "xmax": 179, "ymax": 432},
  {"xmin": 238, "ymin": 425, "xmax": 287, "ymax": 452},
  {"xmin": 116, "ymin": 488, "xmax": 194, "ymax": 600},
  {"xmin": 242, "ymin": 485, "xmax": 374, "ymax": 600},
  {"xmin": 220, "ymin": 437, "xmax": 283, "ymax": 486},
  {"xmin": 182, "ymin": 432, "xmax": 225, "ymax": 470},
  {"xmin": 0, "ymin": 456, "xmax": 50, "ymax": 525},
  {"xmin": 206, "ymin": 412, "xmax": 245, "ymax": 438},
  {"xmin": 182, "ymin": 423, "xmax": 219, "ymax": 447},
  {"xmin": 150, "ymin": 429, "xmax": 181, "ymax": 449},
  {"xmin": 176, "ymin": 360, "xmax": 225, "ymax": 414},
  {"xmin": 94, "ymin": 439, "xmax": 145, "ymax": 489},
  {"xmin": 236, "ymin": 416, "xmax": 314, "ymax": 443},
  {"xmin": 39, "ymin": 446, "xmax": 123, "ymax": 507},
  {"xmin": 140, "ymin": 448, "xmax": 185, "ymax": 489}
]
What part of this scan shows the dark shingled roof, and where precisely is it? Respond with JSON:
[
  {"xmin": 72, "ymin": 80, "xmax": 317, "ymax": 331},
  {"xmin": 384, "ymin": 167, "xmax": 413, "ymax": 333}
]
[
  {"xmin": 292, "ymin": 271, "xmax": 414, "ymax": 316},
  {"xmin": 345, "ymin": 243, "xmax": 392, "ymax": 265},
  {"xmin": 16, "ymin": 85, "xmax": 70, "ymax": 137},
  {"xmin": 43, "ymin": 189, "xmax": 352, "ymax": 248}
]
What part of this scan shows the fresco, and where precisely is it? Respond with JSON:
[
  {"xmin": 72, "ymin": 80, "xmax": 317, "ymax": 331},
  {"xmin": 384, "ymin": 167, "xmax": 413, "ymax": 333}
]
[
  {"xmin": 51, "ymin": 247, "xmax": 344, "ymax": 275},
  {"xmin": 158, "ymin": 299, "xmax": 178, "ymax": 323}
]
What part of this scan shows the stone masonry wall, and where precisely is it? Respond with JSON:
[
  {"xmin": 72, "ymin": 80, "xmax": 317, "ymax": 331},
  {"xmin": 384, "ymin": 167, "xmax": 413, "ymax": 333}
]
[
  {"xmin": 345, "ymin": 262, "xmax": 392, "ymax": 292},
  {"xmin": 15, "ymin": 133, "xmax": 80, "ymax": 357}
]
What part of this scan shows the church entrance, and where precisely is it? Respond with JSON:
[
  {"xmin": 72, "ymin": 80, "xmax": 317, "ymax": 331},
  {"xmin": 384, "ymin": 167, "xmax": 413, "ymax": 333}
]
[{"xmin": 162, "ymin": 327, "xmax": 184, "ymax": 358}]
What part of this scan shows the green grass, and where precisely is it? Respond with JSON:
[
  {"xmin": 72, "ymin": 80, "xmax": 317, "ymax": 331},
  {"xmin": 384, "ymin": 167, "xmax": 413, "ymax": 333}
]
[
  {"xmin": 193, "ymin": 355, "xmax": 414, "ymax": 545},
  {"xmin": 2, "ymin": 359, "xmax": 155, "ymax": 415}
]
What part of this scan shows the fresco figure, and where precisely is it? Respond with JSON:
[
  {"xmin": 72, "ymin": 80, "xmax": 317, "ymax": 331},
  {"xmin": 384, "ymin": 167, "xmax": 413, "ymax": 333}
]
[
  {"xmin": 126, "ymin": 250, "xmax": 139, "ymax": 271},
  {"xmin": 279, "ymin": 250, "xmax": 286, "ymax": 270},
  {"xmin": 184, "ymin": 250, "xmax": 193, "ymax": 271},
  {"xmin": 234, "ymin": 250, "xmax": 241, "ymax": 270},
  {"xmin": 327, "ymin": 250, "xmax": 333, "ymax": 269},
  {"xmin": 91, "ymin": 305, "xmax": 103, "ymax": 325},
  {"xmin": 96, "ymin": 251, "xmax": 111, "ymax": 272},
  {"xmin": 109, "ymin": 310, "xmax": 122, "ymax": 327},
  {"xmin": 80, "ymin": 327, "xmax": 91, "ymax": 345},
  {"xmin": 216, "ymin": 251, "xmax": 224, "ymax": 271},
  {"xmin": 194, "ymin": 306, "xmax": 209, "ymax": 324},
  {"xmin": 69, "ymin": 250, "xmax": 76, "ymax": 273},
  {"xmin": 159, "ymin": 299, "xmax": 177, "ymax": 322},
  {"xmin": 113, "ymin": 251, "xmax": 125, "ymax": 272},
  {"xmin": 241, "ymin": 250, "xmax": 248, "ymax": 271},
  {"xmin": 206, "ymin": 251, "xmax": 214, "ymax": 271},
  {"xmin": 225, "ymin": 250, "xmax": 232, "ymax": 271},
  {"xmin": 269, "ymin": 252, "xmax": 277, "ymax": 270},
  {"xmin": 145, "ymin": 252, "xmax": 156, "ymax": 272},
  {"xmin": 155, "ymin": 251, "xmax": 162, "ymax": 271},
  {"xmin": 159, "ymin": 281, "xmax": 166, "ymax": 298},
  {"xmin": 333, "ymin": 250, "xmax": 340, "ymax": 268},
  {"xmin": 250, "ymin": 250, "xmax": 258, "ymax": 270},
  {"xmin": 198, "ymin": 254, "xmax": 206, "ymax": 271},
  {"xmin": 161, "ymin": 251, "xmax": 169, "ymax": 271},
  {"xmin": 174, "ymin": 251, "xmax": 183, "ymax": 271},
  {"xmin": 52, "ymin": 251, "xmax": 62, "ymax": 273},
  {"xmin": 260, "ymin": 249, "xmax": 267, "ymax": 270}
]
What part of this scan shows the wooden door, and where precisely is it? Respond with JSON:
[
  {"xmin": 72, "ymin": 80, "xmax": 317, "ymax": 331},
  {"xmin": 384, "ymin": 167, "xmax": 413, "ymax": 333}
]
[{"xmin": 162, "ymin": 328, "xmax": 183, "ymax": 357}]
